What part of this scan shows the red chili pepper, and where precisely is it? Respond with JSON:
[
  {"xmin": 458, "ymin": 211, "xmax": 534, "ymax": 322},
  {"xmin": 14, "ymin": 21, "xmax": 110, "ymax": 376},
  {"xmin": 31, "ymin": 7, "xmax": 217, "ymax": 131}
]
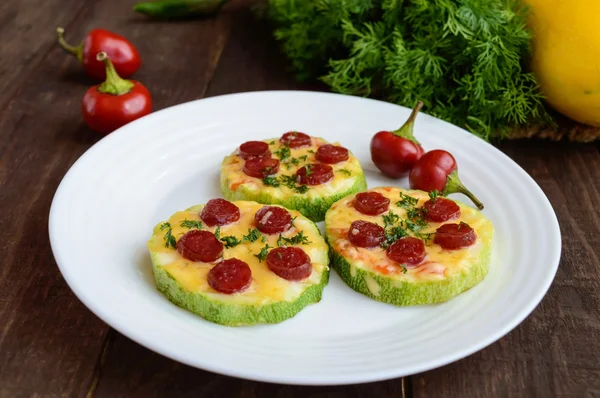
[
  {"xmin": 82, "ymin": 52, "xmax": 151, "ymax": 135},
  {"xmin": 409, "ymin": 149, "xmax": 484, "ymax": 210},
  {"xmin": 370, "ymin": 101, "xmax": 425, "ymax": 178},
  {"xmin": 56, "ymin": 27, "xmax": 141, "ymax": 81}
]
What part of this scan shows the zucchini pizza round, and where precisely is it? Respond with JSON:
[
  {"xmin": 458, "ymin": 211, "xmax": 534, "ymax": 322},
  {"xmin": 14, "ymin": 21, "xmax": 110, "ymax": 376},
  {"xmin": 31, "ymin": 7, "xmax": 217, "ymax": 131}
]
[
  {"xmin": 220, "ymin": 132, "xmax": 367, "ymax": 222},
  {"xmin": 148, "ymin": 199, "xmax": 330, "ymax": 326},
  {"xmin": 325, "ymin": 187, "xmax": 494, "ymax": 306}
]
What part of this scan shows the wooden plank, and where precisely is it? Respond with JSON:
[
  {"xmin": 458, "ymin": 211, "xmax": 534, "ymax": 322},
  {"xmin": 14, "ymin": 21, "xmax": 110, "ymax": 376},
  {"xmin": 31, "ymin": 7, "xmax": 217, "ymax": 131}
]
[
  {"xmin": 0, "ymin": 0, "xmax": 232, "ymax": 396},
  {"xmin": 411, "ymin": 141, "xmax": 600, "ymax": 397}
]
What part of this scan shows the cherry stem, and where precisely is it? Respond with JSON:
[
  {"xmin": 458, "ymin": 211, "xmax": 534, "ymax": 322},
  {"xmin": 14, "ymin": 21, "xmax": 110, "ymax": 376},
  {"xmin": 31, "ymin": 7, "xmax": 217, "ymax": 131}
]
[
  {"xmin": 443, "ymin": 170, "xmax": 484, "ymax": 210},
  {"xmin": 56, "ymin": 27, "xmax": 82, "ymax": 60},
  {"xmin": 96, "ymin": 52, "xmax": 134, "ymax": 96},
  {"xmin": 392, "ymin": 100, "xmax": 423, "ymax": 144}
]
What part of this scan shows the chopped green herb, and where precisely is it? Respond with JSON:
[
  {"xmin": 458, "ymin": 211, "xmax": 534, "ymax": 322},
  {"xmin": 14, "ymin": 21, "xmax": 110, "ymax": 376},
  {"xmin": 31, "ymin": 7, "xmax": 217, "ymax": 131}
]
[
  {"xmin": 268, "ymin": 140, "xmax": 275, "ymax": 145},
  {"xmin": 298, "ymin": 154, "xmax": 308, "ymax": 162},
  {"xmin": 160, "ymin": 223, "xmax": 177, "ymax": 249},
  {"xmin": 277, "ymin": 231, "xmax": 312, "ymax": 246},
  {"xmin": 337, "ymin": 169, "xmax": 352, "ymax": 176},
  {"xmin": 280, "ymin": 175, "xmax": 309, "ymax": 194},
  {"xmin": 307, "ymin": 149, "xmax": 315, "ymax": 154},
  {"xmin": 274, "ymin": 146, "xmax": 291, "ymax": 160},
  {"xmin": 220, "ymin": 235, "xmax": 242, "ymax": 248},
  {"xmin": 214, "ymin": 226, "xmax": 221, "ymax": 240},
  {"xmin": 261, "ymin": 235, "xmax": 267, "ymax": 243},
  {"xmin": 397, "ymin": 192, "xmax": 418, "ymax": 209},
  {"xmin": 400, "ymin": 264, "xmax": 408, "ymax": 274},
  {"xmin": 305, "ymin": 164, "xmax": 312, "ymax": 176},
  {"xmin": 289, "ymin": 157, "xmax": 300, "ymax": 166},
  {"xmin": 291, "ymin": 216, "xmax": 297, "ymax": 227},
  {"xmin": 382, "ymin": 226, "xmax": 408, "ymax": 248},
  {"xmin": 254, "ymin": 244, "xmax": 272, "ymax": 262},
  {"xmin": 382, "ymin": 211, "xmax": 400, "ymax": 228},
  {"xmin": 242, "ymin": 228, "xmax": 261, "ymax": 243},
  {"xmin": 429, "ymin": 190, "xmax": 440, "ymax": 201},
  {"xmin": 180, "ymin": 219, "xmax": 203, "ymax": 229},
  {"xmin": 263, "ymin": 176, "xmax": 281, "ymax": 187}
]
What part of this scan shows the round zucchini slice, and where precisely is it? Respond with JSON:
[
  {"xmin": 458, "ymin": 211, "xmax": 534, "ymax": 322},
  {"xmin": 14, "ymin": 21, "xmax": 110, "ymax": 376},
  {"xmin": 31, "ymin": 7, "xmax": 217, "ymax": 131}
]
[
  {"xmin": 325, "ymin": 187, "xmax": 494, "ymax": 306},
  {"xmin": 220, "ymin": 135, "xmax": 367, "ymax": 222},
  {"xmin": 148, "ymin": 200, "xmax": 330, "ymax": 326}
]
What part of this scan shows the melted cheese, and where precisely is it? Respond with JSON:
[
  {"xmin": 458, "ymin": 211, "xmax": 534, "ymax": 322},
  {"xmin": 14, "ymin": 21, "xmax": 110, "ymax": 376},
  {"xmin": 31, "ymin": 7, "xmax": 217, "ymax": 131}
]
[
  {"xmin": 221, "ymin": 137, "xmax": 363, "ymax": 199},
  {"xmin": 325, "ymin": 187, "xmax": 494, "ymax": 282},
  {"xmin": 148, "ymin": 201, "xmax": 329, "ymax": 304}
]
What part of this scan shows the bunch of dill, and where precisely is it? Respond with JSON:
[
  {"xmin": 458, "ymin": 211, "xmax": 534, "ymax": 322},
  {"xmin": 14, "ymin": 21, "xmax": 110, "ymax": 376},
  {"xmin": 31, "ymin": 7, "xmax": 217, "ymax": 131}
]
[{"xmin": 266, "ymin": 0, "xmax": 549, "ymax": 140}]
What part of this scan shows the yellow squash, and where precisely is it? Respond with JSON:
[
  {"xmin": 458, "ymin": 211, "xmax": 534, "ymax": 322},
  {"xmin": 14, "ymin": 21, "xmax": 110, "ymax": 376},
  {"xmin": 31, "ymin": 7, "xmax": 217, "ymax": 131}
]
[{"xmin": 526, "ymin": 0, "xmax": 600, "ymax": 126}]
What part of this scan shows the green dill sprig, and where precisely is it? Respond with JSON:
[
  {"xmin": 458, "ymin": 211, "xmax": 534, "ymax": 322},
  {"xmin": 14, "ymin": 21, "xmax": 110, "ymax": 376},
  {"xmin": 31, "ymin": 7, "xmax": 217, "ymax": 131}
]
[
  {"xmin": 254, "ymin": 243, "xmax": 273, "ymax": 262},
  {"xmin": 266, "ymin": 0, "xmax": 550, "ymax": 140},
  {"xmin": 180, "ymin": 219, "xmax": 203, "ymax": 229},
  {"xmin": 277, "ymin": 231, "xmax": 312, "ymax": 246},
  {"xmin": 263, "ymin": 175, "xmax": 309, "ymax": 193},
  {"xmin": 274, "ymin": 146, "xmax": 291, "ymax": 160},
  {"xmin": 242, "ymin": 228, "xmax": 261, "ymax": 243},
  {"xmin": 160, "ymin": 222, "xmax": 177, "ymax": 249},
  {"xmin": 220, "ymin": 235, "xmax": 242, "ymax": 249}
]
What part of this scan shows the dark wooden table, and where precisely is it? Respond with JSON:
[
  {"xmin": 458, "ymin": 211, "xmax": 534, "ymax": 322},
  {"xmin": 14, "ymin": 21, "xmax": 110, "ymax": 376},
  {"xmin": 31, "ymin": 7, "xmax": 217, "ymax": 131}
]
[{"xmin": 2, "ymin": 1, "xmax": 599, "ymax": 397}]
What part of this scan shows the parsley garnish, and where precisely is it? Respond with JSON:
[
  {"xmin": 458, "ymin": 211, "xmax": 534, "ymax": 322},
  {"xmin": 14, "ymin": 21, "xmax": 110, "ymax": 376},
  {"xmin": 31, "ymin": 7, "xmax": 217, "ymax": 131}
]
[
  {"xmin": 180, "ymin": 219, "xmax": 203, "ymax": 229},
  {"xmin": 242, "ymin": 228, "xmax": 261, "ymax": 243},
  {"xmin": 261, "ymin": 235, "xmax": 267, "ymax": 243},
  {"xmin": 214, "ymin": 226, "xmax": 221, "ymax": 240},
  {"xmin": 254, "ymin": 244, "xmax": 272, "ymax": 262},
  {"xmin": 277, "ymin": 231, "xmax": 312, "ymax": 246},
  {"xmin": 299, "ymin": 154, "xmax": 308, "ymax": 162},
  {"xmin": 268, "ymin": 140, "xmax": 275, "ymax": 145},
  {"xmin": 307, "ymin": 149, "xmax": 315, "ymax": 154},
  {"xmin": 220, "ymin": 235, "xmax": 241, "ymax": 248},
  {"xmin": 400, "ymin": 264, "xmax": 408, "ymax": 274},
  {"xmin": 429, "ymin": 190, "xmax": 440, "ymax": 201},
  {"xmin": 160, "ymin": 222, "xmax": 177, "ymax": 249},
  {"xmin": 380, "ymin": 193, "xmax": 433, "ymax": 247},
  {"xmin": 382, "ymin": 226, "xmax": 408, "ymax": 248},
  {"xmin": 338, "ymin": 169, "xmax": 352, "ymax": 176}
]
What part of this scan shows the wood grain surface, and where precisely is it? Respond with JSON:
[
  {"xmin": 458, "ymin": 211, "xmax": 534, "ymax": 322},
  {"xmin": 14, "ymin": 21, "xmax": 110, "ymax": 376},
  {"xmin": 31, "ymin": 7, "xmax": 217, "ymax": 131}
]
[{"xmin": 1, "ymin": 1, "xmax": 599, "ymax": 397}]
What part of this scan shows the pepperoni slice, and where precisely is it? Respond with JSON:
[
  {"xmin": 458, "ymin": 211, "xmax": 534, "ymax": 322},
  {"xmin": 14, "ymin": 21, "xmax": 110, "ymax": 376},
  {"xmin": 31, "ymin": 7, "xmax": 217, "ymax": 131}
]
[
  {"xmin": 387, "ymin": 237, "xmax": 426, "ymax": 266},
  {"xmin": 243, "ymin": 157, "xmax": 280, "ymax": 178},
  {"xmin": 239, "ymin": 141, "xmax": 270, "ymax": 160},
  {"xmin": 266, "ymin": 247, "xmax": 312, "ymax": 281},
  {"xmin": 255, "ymin": 206, "xmax": 292, "ymax": 234},
  {"xmin": 347, "ymin": 220, "xmax": 385, "ymax": 248},
  {"xmin": 422, "ymin": 197, "xmax": 460, "ymax": 222},
  {"xmin": 208, "ymin": 258, "xmax": 252, "ymax": 294},
  {"xmin": 200, "ymin": 198, "xmax": 240, "ymax": 227},
  {"xmin": 177, "ymin": 230, "xmax": 223, "ymax": 262},
  {"xmin": 316, "ymin": 144, "xmax": 349, "ymax": 164},
  {"xmin": 434, "ymin": 222, "xmax": 476, "ymax": 250},
  {"xmin": 296, "ymin": 164, "xmax": 334, "ymax": 186},
  {"xmin": 280, "ymin": 131, "xmax": 312, "ymax": 148},
  {"xmin": 354, "ymin": 192, "xmax": 390, "ymax": 216}
]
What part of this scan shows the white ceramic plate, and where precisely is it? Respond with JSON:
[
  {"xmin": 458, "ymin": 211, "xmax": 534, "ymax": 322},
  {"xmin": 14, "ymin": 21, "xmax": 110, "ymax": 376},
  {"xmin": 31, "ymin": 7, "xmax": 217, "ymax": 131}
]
[{"xmin": 49, "ymin": 91, "xmax": 561, "ymax": 385}]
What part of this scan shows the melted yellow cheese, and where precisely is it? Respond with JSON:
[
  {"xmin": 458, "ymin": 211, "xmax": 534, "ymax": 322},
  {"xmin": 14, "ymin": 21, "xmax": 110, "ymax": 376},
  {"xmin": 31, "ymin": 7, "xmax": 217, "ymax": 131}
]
[
  {"xmin": 221, "ymin": 137, "xmax": 363, "ymax": 199},
  {"xmin": 325, "ymin": 187, "xmax": 494, "ymax": 282},
  {"xmin": 148, "ymin": 201, "xmax": 329, "ymax": 304}
]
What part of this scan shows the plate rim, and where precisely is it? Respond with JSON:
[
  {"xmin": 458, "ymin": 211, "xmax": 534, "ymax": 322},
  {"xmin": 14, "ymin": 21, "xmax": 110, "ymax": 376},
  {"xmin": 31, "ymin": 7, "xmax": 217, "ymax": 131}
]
[{"xmin": 48, "ymin": 90, "xmax": 562, "ymax": 385}]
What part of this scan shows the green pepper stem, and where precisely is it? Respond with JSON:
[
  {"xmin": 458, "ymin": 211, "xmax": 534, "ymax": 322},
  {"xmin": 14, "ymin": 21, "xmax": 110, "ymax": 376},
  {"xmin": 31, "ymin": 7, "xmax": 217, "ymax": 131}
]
[
  {"xmin": 56, "ymin": 27, "xmax": 83, "ymax": 60},
  {"xmin": 392, "ymin": 100, "xmax": 423, "ymax": 144},
  {"xmin": 443, "ymin": 170, "xmax": 484, "ymax": 210},
  {"xmin": 96, "ymin": 52, "xmax": 134, "ymax": 96}
]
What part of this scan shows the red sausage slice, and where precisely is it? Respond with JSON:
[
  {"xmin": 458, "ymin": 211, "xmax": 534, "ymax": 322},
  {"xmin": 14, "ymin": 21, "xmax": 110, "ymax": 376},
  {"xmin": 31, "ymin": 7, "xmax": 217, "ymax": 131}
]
[
  {"xmin": 239, "ymin": 141, "xmax": 270, "ymax": 160},
  {"xmin": 177, "ymin": 230, "xmax": 223, "ymax": 262},
  {"xmin": 354, "ymin": 191, "xmax": 390, "ymax": 216},
  {"xmin": 243, "ymin": 157, "xmax": 280, "ymax": 178},
  {"xmin": 387, "ymin": 237, "xmax": 426, "ymax": 266},
  {"xmin": 255, "ymin": 206, "xmax": 292, "ymax": 234},
  {"xmin": 296, "ymin": 164, "xmax": 334, "ymax": 186},
  {"xmin": 316, "ymin": 144, "xmax": 349, "ymax": 164},
  {"xmin": 208, "ymin": 258, "xmax": 252, "ymax": 294},
  {"xmin": 348, "ymin": 220, "xmax": 385, "ymax": 248},
  {"xmin": 280, "ymin": 131, "xmax": 312, "ymax": 148},
  {"xmin": 434, "ymin": 222, "xmax": 476, "ymax": 250},
  {"xmin": 422, "ymin": 197, "xmax": 460, "ymax": 222},
  {"xmin": 201, "ymin": 198, "xmax": 240, "ymax": 227},
  {"xmin": 266, "ymin": 247, "xmax": 312, "ymax": 281}
]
